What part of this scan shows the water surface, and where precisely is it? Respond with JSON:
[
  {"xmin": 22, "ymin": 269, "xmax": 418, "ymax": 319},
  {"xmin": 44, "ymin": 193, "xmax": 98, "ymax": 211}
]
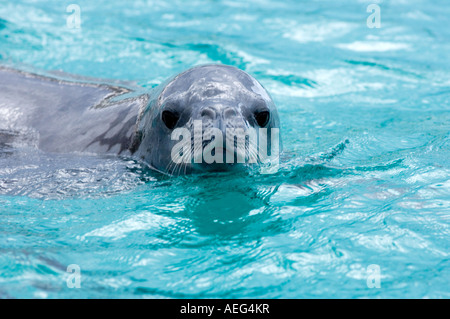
[{"xmin": 0, "ymin": 0, "xmax": 449, "ymax": 298}]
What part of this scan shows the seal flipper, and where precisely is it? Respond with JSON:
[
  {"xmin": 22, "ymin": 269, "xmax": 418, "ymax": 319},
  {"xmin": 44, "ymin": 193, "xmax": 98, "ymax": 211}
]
[{"xmin": 0, "ymin": 66, "xmax": 148, "ymax": 155}]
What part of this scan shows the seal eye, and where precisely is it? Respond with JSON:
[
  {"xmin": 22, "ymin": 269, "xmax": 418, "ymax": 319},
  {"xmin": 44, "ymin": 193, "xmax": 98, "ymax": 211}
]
[
  {"xmin": 162, "ymin": 110, "xmax": 180, "ymax": 130},
  {"xmin": 254, "ymin": 110, "xmax": 270, "ymax": 127}
]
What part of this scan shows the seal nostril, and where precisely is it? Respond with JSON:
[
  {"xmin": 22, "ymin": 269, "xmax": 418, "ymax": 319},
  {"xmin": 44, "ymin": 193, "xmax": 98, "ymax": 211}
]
[
  {"xmin": 224, "ymin": 108, "xmax": 237, "ymax": 118},
  {"xmin": 201, "ymin": 108, "xmax": 216, "ymax": 119}
]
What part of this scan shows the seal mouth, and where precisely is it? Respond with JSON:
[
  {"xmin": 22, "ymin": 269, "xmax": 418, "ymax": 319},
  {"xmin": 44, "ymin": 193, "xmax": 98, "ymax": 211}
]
[
  {"xmin": 194, "ymin": 160, "xmax": 244, "ymax": 172},
  {"xmin": 193, "ymin": 145, "xmax": 253, "ymax": 173},
  {"xmin": 198, "ymin": 162, "xmax": 237, "ymax": 172},
  {"xmin": 210, "ymin": 146, "xmax": 235, "ymax": 158}
]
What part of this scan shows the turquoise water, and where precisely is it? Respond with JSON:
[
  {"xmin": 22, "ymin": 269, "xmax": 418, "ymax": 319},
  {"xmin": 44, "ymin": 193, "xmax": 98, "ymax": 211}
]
[{"xmin": 0, "ymin": 0, "xmax": 449, "ymax": 298}]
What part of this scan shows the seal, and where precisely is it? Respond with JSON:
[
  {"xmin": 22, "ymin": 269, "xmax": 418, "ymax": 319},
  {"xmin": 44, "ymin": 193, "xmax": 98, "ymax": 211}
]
[{"xmin": 0, "ymin": 64, "xmax": 281, "ymax": 174}]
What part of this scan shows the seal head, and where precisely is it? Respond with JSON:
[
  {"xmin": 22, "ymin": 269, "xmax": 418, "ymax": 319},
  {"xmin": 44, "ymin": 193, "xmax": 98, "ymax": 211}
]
[{"xmin": 134, "ymin": 64, "xmax": 281, "ymax": 175}]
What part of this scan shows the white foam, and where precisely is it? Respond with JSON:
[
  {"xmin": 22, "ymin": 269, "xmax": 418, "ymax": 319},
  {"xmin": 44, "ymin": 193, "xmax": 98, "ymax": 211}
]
[
  {"xmin": 266, "ymin": 67, "xmax": 385, "ymax": 98},
  {"xmin": 81, "ymin": 211, "xmax": 175, "ymax": 240},
  {"xmin": 284, "ymin": 22, "xmax": 355, "ymax": 43},
  {"xmin": 336, "ymin": 41, "xmax": 410, "ymax": 52}
]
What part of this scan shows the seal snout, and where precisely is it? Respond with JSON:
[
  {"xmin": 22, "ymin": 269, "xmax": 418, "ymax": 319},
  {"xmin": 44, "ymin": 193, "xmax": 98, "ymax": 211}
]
[
  {"xmin": 197, "ymin": 102, "xmax": 246, "ymax": 134},
  {"xmin": 196, "ymin": 103, "xmax": 249, "ymax": 169},
  {"xmin": 198, "ymin": 104, "xmax": 241, "ymax": 123}
]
